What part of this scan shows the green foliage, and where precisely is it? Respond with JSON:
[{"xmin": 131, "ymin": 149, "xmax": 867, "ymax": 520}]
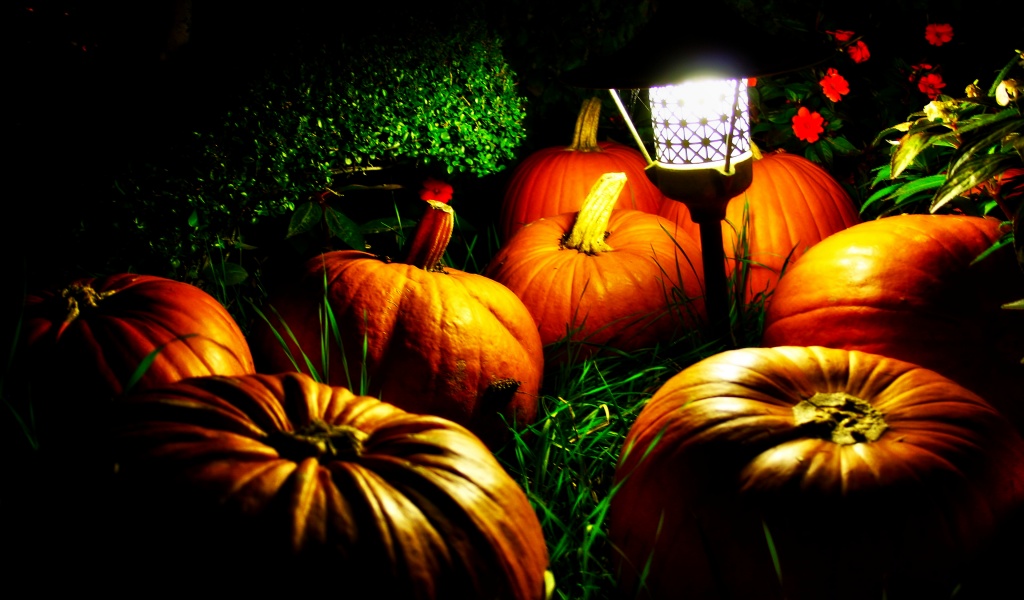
[
  {"xmin": 107, "ymin": 15, "xmax": 527, "ymax": 305},
  {"xmin": 863, "ymin": 51, "xmax": 1023, "ymax": 219}
]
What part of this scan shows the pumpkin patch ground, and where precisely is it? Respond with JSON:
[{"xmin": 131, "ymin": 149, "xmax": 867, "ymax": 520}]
[{"xmin": 5, "ymin": 2, "xmax": 1024, "ymax": 599}]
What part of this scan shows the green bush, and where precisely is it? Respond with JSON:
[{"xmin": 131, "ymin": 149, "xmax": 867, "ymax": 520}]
[{"xmin": 108, "ymin": 16, "xmax": 526, "ymax": 296}]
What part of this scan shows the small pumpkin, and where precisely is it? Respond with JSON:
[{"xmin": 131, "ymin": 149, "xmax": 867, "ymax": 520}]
[
  {"xmin": 659, "ymin": 147, "xmax": 860, "ymax": 305},
  {"xmin": 761, "ymin": 214, "xmax": 1024, "ymax": 429},
  {"xmin": 486, "ymin": 172, "xmax": 704, "ymax": 359},
  {"xmin": 498, "ymin": 96, "xmax": 664, "ymax": 243},
  {"xmin": 251, "ymin": 201, "xmax": 544, "ymax": 449},
  {"xmin": 610, "ymin": 346, "xmax": 1024, "ymax": 600},
  {"xmin": 109, "ymin": 371, "xmax": 551, "ymax": 597},
  {"xmin": 22, "ymin": 273, "xmax": 255, "ymax": 445}
]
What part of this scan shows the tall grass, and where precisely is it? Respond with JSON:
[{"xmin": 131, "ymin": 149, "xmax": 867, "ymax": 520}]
[{"xmin": 485, "ymin": 210, "xmax": 769, "ymax": 599}]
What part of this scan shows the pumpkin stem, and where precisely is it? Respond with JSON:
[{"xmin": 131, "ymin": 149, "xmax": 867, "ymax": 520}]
[
  {"xmin": 404, "ymin": 200, "xmax": 455, "ymax": 271},
  {"xmin": 567, "ymin": 96, "xmax": 604, "ymax": 153},
  {"xmin": 792, "ymin": 392, "xmax": 888, "ymax": 445},
  {"xmin": 60, "ymin": 283, "xmax": 116, "ymax": 324},
  {"xmin": 750, "ymin": 141, "xmax": 764, "ymax": 160},
  {"xmin": 267, "ymin": 419, "xmax": 369, "ymax": 462},
  {"xmin": 562, "ymin": 172, "xmax": 628, "ymax": 254}
]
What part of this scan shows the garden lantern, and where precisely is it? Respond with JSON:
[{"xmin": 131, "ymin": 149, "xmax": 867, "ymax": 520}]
[{"xmin": 562, "ymin": 4, "xmax": 829, "ymax": 345}]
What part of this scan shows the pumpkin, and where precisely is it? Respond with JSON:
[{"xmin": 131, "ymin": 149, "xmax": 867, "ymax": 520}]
[
  {"xmin": 486, "ymin": 172, "xmax": 704, "ymax": 359},
  {"xmin": 659, "ymin": 147, "xmax": 860, "ymax": 305},
  {"xmin": 498, "ymin": 96, "xmax": 663, "ymax": 243},
  {"xmin": 22, "ymin": 273, "xmax": 255, "ymax": 446},
  {"xmin": 761, "ymin": 214, "xmax": 1024, "ymax": 429},
  {"xmin": 108, "ymin": 371, "xmax": 550, "ymax": 597},
  {"xmin": 250, "ymin": 201, "xmax": 544, "ymax": 449},
  {"xmin": 609, "ymin": 345, "xmax": 1024, "ymax": 600}
]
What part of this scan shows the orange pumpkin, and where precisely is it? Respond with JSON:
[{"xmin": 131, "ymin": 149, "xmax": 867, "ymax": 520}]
[
  {"xmin": 22, "ymin": 273, "xmax": 255, "ymax": 446},
  {"xmin": 486, "ymin": 172, "xmax": 704, "ymax": 359},
  {"xmin": 610, "ymin": 346, "xmax": 1024, "ymax": 600},
  {"xmin": 109, "ymin": 371, "xmax": 551, "ymax": 597},
  {"xmin": 659, "ymin": 148, "xmax": 860, "ymax": 305},
  {"xmin": 498, "ymin": 96, "xmax": 663, "ymax": 243},
  {"xmin": 761, "ymin": 214, "xmax": 1024, "ymax": 430},
  {"xmin": 250, "ymin": 201, "xmax": 544, "ymax": 449}
]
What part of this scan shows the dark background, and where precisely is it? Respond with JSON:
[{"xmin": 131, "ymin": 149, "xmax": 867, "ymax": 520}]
[{"xmin": 5, "ymin": 0, "xmax": 1021, "ymax": 287}]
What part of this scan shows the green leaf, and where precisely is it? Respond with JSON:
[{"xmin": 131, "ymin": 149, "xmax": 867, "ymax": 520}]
[
  {"xmin": 1002, "ymin": 298, "xmax": 1024, "ymax": 310},
  {"xmin": 971, "ymin": 234, "xmax": 1014, "ymax": 265},
  {"xmin": 188, "ymin": 210, "xmax": 199, "ymax": 228},
  {"xmin": 202, "ymin": 261, "xmax": 249, "ymax": 286},
  {"xmin": 931, "ymin": 154, "xmax": 1019, "ymax": 213},
  {"xmin": 890, "ymin": 132, "xmax": 933, "ymax": 179},
  {"xmin": 124, "ymin": 334, "xmax": 198, "ymax": 393},
  {"xmin": 829, "ymin": 136, "xmax": 859, "ymax": 154},
  {"xmin": 360, "ymin": 217, "xmax": 417, "ymax": 234},
  {"xmin": 286, "ymin": 201, "xmax": 322, "ymax": 238},
  {"xmin": 324, "ymin": 206, "xmax": 365, "ymax": 249},
  {"xmin": 861, "ymin": 182, "xmax": 904, "ymax": 215}
]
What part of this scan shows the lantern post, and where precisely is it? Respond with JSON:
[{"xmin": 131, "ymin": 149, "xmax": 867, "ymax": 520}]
[{"xmin": 562, "ymin": 5, "xmax": 828, "ymax": 346}]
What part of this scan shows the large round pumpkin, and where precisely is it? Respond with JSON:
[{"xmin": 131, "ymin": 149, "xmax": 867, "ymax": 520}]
[
  {"xmin": 498, "ymin": 96, "xmax": 663, "ymax": 243},
  {"xmin": 108, "ymin": 371, "xmax": 550, "ymax": 597},
  {"xmin": 659, "ymin": 148, "xmax": 860, "ymax": 305},
  {"xmin": 251, "ymin": 201, "xmax": 544, "ymax": 449},
  {"xmin": 761, "ymin": 214, "xmax": 1024, "ymax": 429},
  {"xmin": 22, "ymin": 273, "xmax": 255, "ymax": 445},
  {"xmin": 609, "ymin": 345, "xmax": 1024, "ymax": 600},
  {"xmin": 486, "ymin": 172, "xmax": 704, "ymax": 359}
]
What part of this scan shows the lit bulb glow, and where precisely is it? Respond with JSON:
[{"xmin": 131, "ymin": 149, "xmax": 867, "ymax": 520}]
[{"xmin": 649, "ymin": 79, "xmax": 751, "ymax": 170}]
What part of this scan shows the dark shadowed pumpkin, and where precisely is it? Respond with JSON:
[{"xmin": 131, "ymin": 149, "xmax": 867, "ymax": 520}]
[
  {"xmin": 108, "ymin": 371, "xmax": 551, "ymax": 598},
  {"xmin": 21, "ymin": 273, "xmax": 255, "ymax": 445},
  {"xmin": 761, "ymin": 214, "xmax": 1024, "ymax": 430},
  {"xmin": 610, "ymin": 346, "xmax": 1024, "ymax": 600},
  {"xmin": 659, "ymin": 148, "xmax": 860, "ymax": 305},
  {"xmin": 250, "ymin": 201, "xmax": 543, "ymax": 449},
  {"xmin": 498, "ymin": 96, "xmax": 663, "ymax": 243},
  {"xmin": 486, "ymin": 172, "xmax": 704, "ymax": 360}
]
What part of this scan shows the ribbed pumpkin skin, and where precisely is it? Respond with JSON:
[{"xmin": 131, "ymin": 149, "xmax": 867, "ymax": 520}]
[
  {"xmin": 761, "ymin": 214, "xmax": 1024, "ymax": 429},
  {"xmin": 659, "ymin": 150, "xmax": 860, "ymax": 304},
  {"xmin": 610, "ymin": 346, "xmax": 1024, "ymax": 600},
  {"xmin": 109, "ymin": 372, "xmax": 550, "ymax": 598},
  {"xmin": 499, "ymin": 140, "xmax": 664, "ymax": 243},
  {"xmin": 485, "ymin": 209, "xmax": 704, "ymax": 355},
  {"xmin": 22, "ymin": 273, "xmax": 255, "ymax": 444},
  {"xmin": 250, "ymin": 250, "xmax": 544, "ymax": 449}
]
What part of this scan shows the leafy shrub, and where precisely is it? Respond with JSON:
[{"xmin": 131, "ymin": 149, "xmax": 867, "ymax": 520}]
[{"xmin": 106, "ymin": 15, "xmax": 526, "ymax": 296}]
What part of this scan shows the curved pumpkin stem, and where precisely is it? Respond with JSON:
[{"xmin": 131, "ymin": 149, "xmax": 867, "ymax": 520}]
[
  {"xmin": 266, "ymin": 419, "xmax": 369, "ymax": 462},
  {"xmin": 563, "ymin": 172, "xmax": 628, "ymax": 254},
  {"xmin": 405, "ymin": 200, "xmax": 455, "ymax": 271},
  {"xmin": 60, "ymin": 283, "xmax": 116, "ymax": 325},
  {"xmin": 750, "ymin": 140, "xmax": 764, "ymax": 160},
  {"xmin": 568, "ymin": 96, "xmax": 604, "ymax": 153}
]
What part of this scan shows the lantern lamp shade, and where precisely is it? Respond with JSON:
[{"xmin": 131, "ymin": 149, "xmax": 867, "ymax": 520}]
[{"xmin": 649, "ymin": 78, "xmax": 751, "ymax": 169}]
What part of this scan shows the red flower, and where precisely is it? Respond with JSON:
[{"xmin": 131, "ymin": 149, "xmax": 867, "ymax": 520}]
[
  {"xmin": 420, "ymin": 177, "xmax": 453, "ymax": 203},
  {"xmin": 925, "ymin": 23, "xmax": 954, "ymax": 46},
  {"xmin": 828, "ymin": 29, "xmax": 855, "ymax": 43},
  {"xmin": 792, "ymin": 107, "xmax": 825, "ymax": 143},
  {"xmin": 918, "ymin": 73, "xmax": 947, "ymax": 100},
  {"xmin": 747, "ymin": 77, "xmax": 757, "ymax": 88},
  {"xmin": 846, "ymin": 40, "xmax": 870, "ymax": 63},
  {"xmin": 908, "ymin": 63, "xmax": 935, "ymax": 82},
  {"xmin": 819, "ymin": 68, "xmax": 850, "ymax": 102}
]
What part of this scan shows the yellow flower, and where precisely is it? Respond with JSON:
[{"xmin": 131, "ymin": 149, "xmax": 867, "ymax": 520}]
[
  {"xmin": 923, "ymin": 100, "xmax": 955, "ymax": 122},
  {"xmin": 996, "ymin": 79, "xmax": 1020, "ymax": 106},
  {"xmin": 965, "ymin": 81, "xmax": 984, "ymax": 98}
]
